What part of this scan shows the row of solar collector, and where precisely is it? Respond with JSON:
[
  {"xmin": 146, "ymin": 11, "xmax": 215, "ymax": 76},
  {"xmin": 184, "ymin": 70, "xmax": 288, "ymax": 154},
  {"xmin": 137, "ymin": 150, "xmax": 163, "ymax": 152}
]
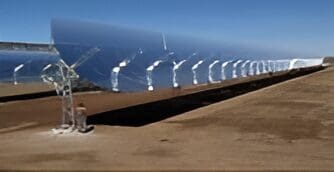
[
  {"xmin": 0, "ymin": 49, "xmax": 322, "ymax": 92},
  {"xmin": 48, "ymin": 19, "xmax": 323, "ymax": 92},
  {"xmin": 0, "ymin": 19, "xmax": 324, "ymax": 93}
]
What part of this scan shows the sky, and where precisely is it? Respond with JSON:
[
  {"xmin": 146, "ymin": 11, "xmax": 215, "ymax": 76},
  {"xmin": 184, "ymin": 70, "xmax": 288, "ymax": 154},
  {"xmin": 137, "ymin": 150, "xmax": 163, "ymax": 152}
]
[{"xmin": 0, "ymin": 0, "xmax": 333, "ymax": 57}]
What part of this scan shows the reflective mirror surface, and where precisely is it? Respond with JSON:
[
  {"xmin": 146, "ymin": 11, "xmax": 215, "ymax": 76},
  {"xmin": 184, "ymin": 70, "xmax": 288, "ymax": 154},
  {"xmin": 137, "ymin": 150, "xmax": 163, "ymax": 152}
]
[{"xmin": 51, "ymin": 19, "xmax": 324, "ymax": 92}]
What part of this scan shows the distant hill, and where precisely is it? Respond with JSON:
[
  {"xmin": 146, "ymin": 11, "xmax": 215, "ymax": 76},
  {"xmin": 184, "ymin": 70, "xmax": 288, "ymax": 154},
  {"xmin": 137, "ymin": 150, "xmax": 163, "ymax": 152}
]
[{"xmin": 0, "ymin": 41, "xmax": 55, "ymax": 52}]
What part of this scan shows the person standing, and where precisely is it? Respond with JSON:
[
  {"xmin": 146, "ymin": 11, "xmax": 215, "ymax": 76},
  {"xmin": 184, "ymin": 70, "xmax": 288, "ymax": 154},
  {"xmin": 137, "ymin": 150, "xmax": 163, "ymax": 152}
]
[{"xmin": 75, "ymin": 103, "xmax": 93, "ymax": 133}]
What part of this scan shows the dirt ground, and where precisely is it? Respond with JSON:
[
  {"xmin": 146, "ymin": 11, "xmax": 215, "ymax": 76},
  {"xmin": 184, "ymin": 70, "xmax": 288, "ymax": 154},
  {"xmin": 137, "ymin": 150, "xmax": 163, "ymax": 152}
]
[
  {"xmin": 0, "ymin": 82, "xmax": 53, "ymax": 97},
  {"xmin": 0, "ymin": 68, "xmax": 334, "ymax": 171},
  {"xmin": 0, "ymin": 70, "xmax": 292, "ymax": 129}
]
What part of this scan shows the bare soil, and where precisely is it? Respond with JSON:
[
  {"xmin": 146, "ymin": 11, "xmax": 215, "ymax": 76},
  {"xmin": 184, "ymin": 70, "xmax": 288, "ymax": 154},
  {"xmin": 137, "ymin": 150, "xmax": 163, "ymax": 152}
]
[{"xmin": 0, "ymin": 67, "xmax": 334, "ymax": 171}]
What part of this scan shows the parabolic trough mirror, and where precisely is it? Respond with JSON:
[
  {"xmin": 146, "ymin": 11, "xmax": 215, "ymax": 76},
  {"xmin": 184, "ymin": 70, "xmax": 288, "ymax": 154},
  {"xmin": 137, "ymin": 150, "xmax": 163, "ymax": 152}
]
[
  {"xmin": 0, "ymin": 19, "xmax": 326, "ymax": 133},
  {"xmin": 50, "ymin": 19, "xmax": 324, "ymax": 93},
  {"xmin": 0, "ymin": 50, "xmax": 60, "ymax": 84}
]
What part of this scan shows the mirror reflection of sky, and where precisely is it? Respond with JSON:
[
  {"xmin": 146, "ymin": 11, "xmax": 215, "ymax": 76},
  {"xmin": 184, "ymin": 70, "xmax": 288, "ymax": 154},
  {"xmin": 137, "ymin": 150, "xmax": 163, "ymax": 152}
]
[{"xmin": 0, "ymin": 0, "xmax": 333, "ymax": 57}]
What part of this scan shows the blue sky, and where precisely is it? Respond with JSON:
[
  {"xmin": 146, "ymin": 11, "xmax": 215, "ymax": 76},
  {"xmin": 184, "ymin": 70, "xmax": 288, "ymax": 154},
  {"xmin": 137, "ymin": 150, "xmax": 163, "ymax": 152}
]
[{"xmin": 0, "ymin": 0, "xmax": 333, "ymax": 56}]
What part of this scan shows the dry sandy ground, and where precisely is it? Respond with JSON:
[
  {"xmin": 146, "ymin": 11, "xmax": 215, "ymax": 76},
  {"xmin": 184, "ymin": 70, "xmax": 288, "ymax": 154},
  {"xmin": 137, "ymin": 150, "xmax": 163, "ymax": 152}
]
[
  {"xmin": 0, "ymin": 82, "xmax": 53, "ymax": 97},
  {"xmin": 0, "ymin": 68, "xmax": 334, "ymax": 171},
  {"xmin": 0, "ymin": 71, "xmax": 288, "ymax": 129}
]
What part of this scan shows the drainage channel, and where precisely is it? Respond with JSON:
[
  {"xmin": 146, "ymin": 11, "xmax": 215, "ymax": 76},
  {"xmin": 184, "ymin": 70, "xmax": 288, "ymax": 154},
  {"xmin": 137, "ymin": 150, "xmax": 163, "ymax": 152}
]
[{"xmin": 88, "ymin": 66, "xmax": 324, "ymax": 127}]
